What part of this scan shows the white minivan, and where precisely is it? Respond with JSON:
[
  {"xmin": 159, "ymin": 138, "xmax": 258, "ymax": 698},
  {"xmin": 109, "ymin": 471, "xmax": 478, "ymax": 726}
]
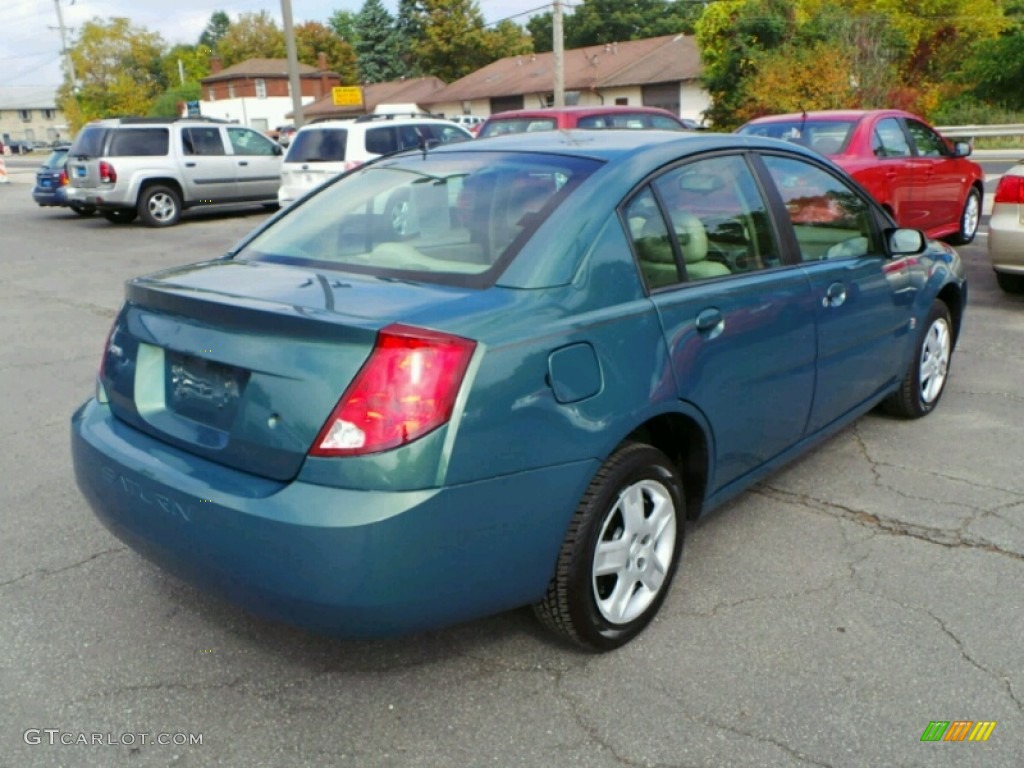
[{"xmin": 277, "ymin": 114, "xmax": 472, "ymax": 207}]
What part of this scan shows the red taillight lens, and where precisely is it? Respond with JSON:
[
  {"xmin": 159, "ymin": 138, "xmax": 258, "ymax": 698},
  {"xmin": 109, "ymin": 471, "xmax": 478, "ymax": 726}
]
[
  {"xmin": 994, "ymin": 174, "xmax": 1024, "ymax": 205},
  {"xmin": 311, "ymin": 324, "xmax": 477, "ymax": 457},
  {"xmin": 99, "ymin": 161, "xmax": 117, "ymax": 184},
  {"xmin": 59, "ymin": 168, "xmax": 68, "ymax": 186}
]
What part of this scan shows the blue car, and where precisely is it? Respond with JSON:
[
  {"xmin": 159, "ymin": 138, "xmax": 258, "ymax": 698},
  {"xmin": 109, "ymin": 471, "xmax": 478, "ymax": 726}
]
[
  {"xmin": 71, "ymin": 131, "xmax": 966, "ymax": 650},
  {"xmin": 33, "ymin": 147, "xmax": 96, "ymax": 215}
]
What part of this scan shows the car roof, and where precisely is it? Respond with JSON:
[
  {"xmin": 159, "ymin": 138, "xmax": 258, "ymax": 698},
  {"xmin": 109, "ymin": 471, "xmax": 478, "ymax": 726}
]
[
  {"xmin": 742, "ymin": 109, "xmax": 916, "ymax": 124},
  {"xmin": 427, "ymin": 127, "xmax": 817, "ymax": 165},
  {"xmin": 486, "ymin": 105, "xmax": 680, "ymax": 120}
]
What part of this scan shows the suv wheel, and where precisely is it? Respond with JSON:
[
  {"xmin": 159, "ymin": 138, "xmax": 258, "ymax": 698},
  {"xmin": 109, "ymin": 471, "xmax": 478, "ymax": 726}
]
[
  {"xmin": 138, "ymin": 185, "xmax": 182, "ymax": 227},
  {"xmin": 102, "ymin": 209, "xmax": 138, "ymax": 224}
]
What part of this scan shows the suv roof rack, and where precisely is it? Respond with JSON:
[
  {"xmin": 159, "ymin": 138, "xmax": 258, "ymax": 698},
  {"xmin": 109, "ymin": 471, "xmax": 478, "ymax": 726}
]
[
  {"xmin": 116, "ymin": 116, "xmax": 231, "ymax": 125},
  {"xmin": 354, "ymin": 112, "xmax": 444, "ymax": 123}
]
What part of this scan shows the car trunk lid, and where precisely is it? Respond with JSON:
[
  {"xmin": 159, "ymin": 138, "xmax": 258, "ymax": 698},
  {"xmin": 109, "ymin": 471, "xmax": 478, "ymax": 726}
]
[{"xmin": 101, "ymin": 259, "xmax": 479, "ymax": 481}]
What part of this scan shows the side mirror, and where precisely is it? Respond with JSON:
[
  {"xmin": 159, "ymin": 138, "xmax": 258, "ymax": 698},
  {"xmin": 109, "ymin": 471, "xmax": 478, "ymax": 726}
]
[
  {"xmin": 952, "ymin": 140, "xmax": 972, "ymax": 158},
  {"xmin": 273, "ymin": 143, "xmax": 283, "ymax": 156},
  {"xmin": 888, "ymin": 228, "xmax": 926, "ymax": 256}
]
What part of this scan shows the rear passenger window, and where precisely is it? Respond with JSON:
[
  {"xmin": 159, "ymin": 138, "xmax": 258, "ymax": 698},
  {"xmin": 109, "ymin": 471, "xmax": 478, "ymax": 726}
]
[
  {"xmin": 761, "ymin": 155, "xmax": 877, "ymax": 261},
  {"xmin": 627, "ymin": 155, "xmax": 781, "ymax": 289},
  {"xmin": 109, "ymin": 128, "xmax": 168, "ymax": 156},
  {"xmin": 872, "ymin": 118, "xmax": 911, "ymax": 158},
  {"xmin": 183, "ymin": 127, "xmax": 225, "ymax": 156},
  {"xmin": 365, "ymin": 127, "xmax": 397, "ymax": 155},
  {"xmin": 227, "ymin": 127, "xmax": 278, "ymax": 156}
]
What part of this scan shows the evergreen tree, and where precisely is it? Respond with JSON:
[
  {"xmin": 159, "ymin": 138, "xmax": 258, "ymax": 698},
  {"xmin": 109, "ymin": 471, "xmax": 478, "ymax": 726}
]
[{"xmin": 355, "ymin": 0, "xmax": 402, "ymax": 83}]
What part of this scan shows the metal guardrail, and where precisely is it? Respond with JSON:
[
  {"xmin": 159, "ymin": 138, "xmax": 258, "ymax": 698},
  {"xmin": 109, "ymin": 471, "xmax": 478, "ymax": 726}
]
[{"xmin": 936, "ymin": 124, "xmax": 1024, "ymax": 138}]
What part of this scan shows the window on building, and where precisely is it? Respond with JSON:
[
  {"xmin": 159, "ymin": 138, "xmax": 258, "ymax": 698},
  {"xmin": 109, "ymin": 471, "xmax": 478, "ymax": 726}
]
[
  {"xmin": 615, "ymin": 98, "xmax": 629, "ymax": 106},
  {"xmin": 255, "ymin": 79, "xmax": 267, "ymax": 99},
  {"xmin": 228, "ymin": 84, "xmax": 236, "ymax": 98},
  {"xmin": 43, "ymin": 109, "xmax": 56, "ymax": 120},
  {"xmin": 209, "ymin": 88, "xmax": 216, "ymax": 101},
  {"xmin": 18, "ymin": 109, "xmax": 31, "ymax": 122}
]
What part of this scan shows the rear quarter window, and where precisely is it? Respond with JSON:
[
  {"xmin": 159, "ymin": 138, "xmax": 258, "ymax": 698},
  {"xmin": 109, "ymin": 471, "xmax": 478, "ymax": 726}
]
[
  {"xmin": 68, "ymin": 126, "xmax": 109, "ymax": 157},
  {"xmin": 108, "ymin": 128, "xmax": 169, "ymax": 157},
  {"xmin": 285, "ymin": 128, "xmax": 348, "ymax": 163}
]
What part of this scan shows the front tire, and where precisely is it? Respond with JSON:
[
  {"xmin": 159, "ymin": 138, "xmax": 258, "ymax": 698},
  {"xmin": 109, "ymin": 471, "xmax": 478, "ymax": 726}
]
[
  {"xmin": 534, "ymin": 442, "xmax": 684, "ymax": 651},
  {"xmin": 948, "ymin": 187, "xmax": 981, "ymax": 245},
  {"xmin": 883, "ymin": 300, "xmax": 953, "ymax": 418},
  {"xmin": 138, "ymin": 185, "xmax": 181, "ymax": 227}
]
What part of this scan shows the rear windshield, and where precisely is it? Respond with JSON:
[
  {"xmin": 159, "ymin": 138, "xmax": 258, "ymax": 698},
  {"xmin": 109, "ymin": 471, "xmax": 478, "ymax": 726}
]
[
  {"xmin": 42, "ymin": 149, "xmax": 69, "ymax": 169},
  {"xmin": 478, "ymin": 118, "xmax": 558, "ymax": 138},
  {"xmin": 576, "ymin": 113, "xmax": 685, "ymax": 130},
  {"xmin": 285, "ymin": 127, "xmax": 348, "ymax": 163},
  {"xmin": 108, "ymin": 128, "xmax": 169, "ymax": 157},
  {"xmin": 68, "ymin": 126, "xmax": 109, "ymax": 158},
  {"xmin": 236, "ymin": 150, "xmax": 601, "ymax": 288},
  {"xmin": 737, "ymin": 120, "xmax": 856, "ymax": 155}
]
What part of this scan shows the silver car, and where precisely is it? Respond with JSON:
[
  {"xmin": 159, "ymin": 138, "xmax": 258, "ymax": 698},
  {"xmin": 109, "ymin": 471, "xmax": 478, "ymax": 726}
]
[
  {"xmin": 988, "ymin": 161, "xmax": 1024, "ymax": 293},
  {"xmin": 66, "ymin": 117, "xmax": 283, "ymax": 227}
]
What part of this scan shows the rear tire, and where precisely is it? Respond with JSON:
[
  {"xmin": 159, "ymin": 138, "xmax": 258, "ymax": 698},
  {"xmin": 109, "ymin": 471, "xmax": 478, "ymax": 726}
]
[
  {"xmin": 534, "ymin": 442, "xmax": 684, "ymax": 651},
  {"xmin": 995, "ymin": 271, "xmax": 1024, "ymax": 294},
  {"xmin": 138, "ymin": 185, "xmax": 181, "ymax": 227},
  {"xmin": 883, "ymin": 300, "xmax": 952, "ymax": 418},
  {"xmin": 947, "ymin": 187, "xmax": 981, "ymax": 245},
  {"xmin": 102, "ymin": 209, "xmax": 138, "ymax": 224}
]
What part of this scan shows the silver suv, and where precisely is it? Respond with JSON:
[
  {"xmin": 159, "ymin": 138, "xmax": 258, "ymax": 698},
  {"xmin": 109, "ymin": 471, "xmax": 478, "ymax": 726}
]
[{"xmin": 65, "ymin": 117, "xmax": 283, "ymax": 227}]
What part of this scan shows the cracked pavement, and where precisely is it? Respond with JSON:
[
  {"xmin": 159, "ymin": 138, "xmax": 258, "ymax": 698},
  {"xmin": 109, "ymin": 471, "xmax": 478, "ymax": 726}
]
[{"xmin": 2, "ymin": 175, "xmax": 1022, "ymax": 767}]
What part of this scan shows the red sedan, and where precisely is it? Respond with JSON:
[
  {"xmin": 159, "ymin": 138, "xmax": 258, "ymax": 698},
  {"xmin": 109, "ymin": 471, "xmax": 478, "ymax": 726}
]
[{"xmin": 737, "ymin": 110, "xmax": 984, "ymax": 244}]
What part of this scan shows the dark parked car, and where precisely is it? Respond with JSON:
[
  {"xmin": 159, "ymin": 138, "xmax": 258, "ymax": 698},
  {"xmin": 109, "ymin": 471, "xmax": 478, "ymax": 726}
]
[
  {"xmin": 7, "ymin": 139, "xmax": 35, "ymax": 154},
  {"xmin": 477, "ymin": 105, "xmax": 692, "ymax": 139},
  {"xmin": 736, "ymin": 109, "xmax": 984, "ymax": 244},
  {"xmin": 72, "ymin": 130, "xmax": 966, "ymax": 650},
  {"xmin": 32, "ymin": 148, "xmax": 96, "ymax": 215}
]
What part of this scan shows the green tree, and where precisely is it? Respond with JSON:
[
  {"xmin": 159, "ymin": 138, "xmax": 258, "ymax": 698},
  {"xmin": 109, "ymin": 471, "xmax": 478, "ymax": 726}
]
[
  {"xmin": 959, "ymin": 0, "xmax": 1024, "ymax": 110},
  {"xmin": 216, "ymin": 11, "xmax": 286, "ymax": 67},
  {"xmin": 566, "ymin": 0, "xmax": 697, "ymax": 48},
  {"xmin": 149, "ymin": 82, "xmax": 202, "ymax": 117},
  {"xmin": 487, "ymin": 19, "xmax": 533, "ymax": 59},
  {"xmin": 395, "ymin": 0, "xmax": 425, "ymax": 77},
  {"xmin": 329, "ymin": 9, "xmax": 360, "ymax": 46},
  {"xmin": 410, "ymin": 0, "xmax": 492, "ymax": 81},
  {"xmin": 198, "ymin": 11, "xmax": 230, "ymax": 50},
  {"xmin": 159, "ymin": 43, "xmax": 212, "ymax": 88},
  {"xmin": 57, "ymin": 17, "xmax": 167, "ymax": 129},
  {"xmin": 526, "ymin": 13, "xmax": 553, "ymax": 54},
  {"xmin": 355, "ymin": 0, "xmax": 402, "ymax": 83},
  {"xmin": 295, "ymin": 21, "xmax": 357, "ymax": 82}
]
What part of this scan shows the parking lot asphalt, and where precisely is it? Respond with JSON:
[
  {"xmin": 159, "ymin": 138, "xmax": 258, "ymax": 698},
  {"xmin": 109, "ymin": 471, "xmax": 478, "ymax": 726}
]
[{"xmin": 1, "ymin": 173, "xmax": 1022, "ymax": 768}]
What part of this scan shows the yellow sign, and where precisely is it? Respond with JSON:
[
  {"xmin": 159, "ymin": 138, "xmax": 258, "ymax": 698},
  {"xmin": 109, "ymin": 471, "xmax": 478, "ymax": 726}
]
[{"xmin": 332, "ymin": 86, "xmax": 364, "ymax": 107}]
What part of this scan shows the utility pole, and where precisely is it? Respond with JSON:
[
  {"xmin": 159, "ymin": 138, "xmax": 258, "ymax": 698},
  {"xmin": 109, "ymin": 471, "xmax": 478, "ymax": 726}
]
[
  {"xmin": 553, "ymin": 0, "xmax": 565, "ymax": 107},
  {"xmin": 53, "ymin": 0, "xmax": 77, "ymax": 88},
  {"xmin": 281, "ymin": 0, "xmax": 305, "ymax": 128}
]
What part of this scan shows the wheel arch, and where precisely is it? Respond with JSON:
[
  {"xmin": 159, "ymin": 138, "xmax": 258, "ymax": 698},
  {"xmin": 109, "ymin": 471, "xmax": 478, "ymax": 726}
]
[
  {"xmin": 623, "ymin": 410, "xmax": 710, "ymax": 521},
  {"xmin": 936, "ymin": 282, "xmax": 964, "ymax": 348},
  {"xmin": 137, "ymin": 177, "xmax": 184, "ymax": 205}
]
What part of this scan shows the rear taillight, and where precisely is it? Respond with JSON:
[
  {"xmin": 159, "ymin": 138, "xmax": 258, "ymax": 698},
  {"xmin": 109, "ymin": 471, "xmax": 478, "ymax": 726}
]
[
  {"xmin": 311, "ymin": 324, "xmax": 476, "ymax": 457},
  {"xmin": 99, "ymin": 161, "xmax": 117, "ymax": 184},
  {"xmin": 59, "ymin": 168, "xmax": 68, "ymax": 186},
  {"xmin": 994, "ymin": 174, "xmax": 1024, "ymax": 205}
]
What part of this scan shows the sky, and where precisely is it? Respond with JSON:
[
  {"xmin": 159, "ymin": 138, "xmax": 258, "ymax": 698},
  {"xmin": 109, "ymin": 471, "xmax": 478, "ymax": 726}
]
[{"xmin": 2, "ymin": 0, "xmax": 554, "ymax": 87}]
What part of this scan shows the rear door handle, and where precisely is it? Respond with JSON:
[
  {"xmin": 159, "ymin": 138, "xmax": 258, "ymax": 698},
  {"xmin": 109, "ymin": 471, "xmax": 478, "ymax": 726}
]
[
  {"xmin": 185, "ymin": 162, "xmax": 196, "ymax": 167},
  {"xmin": 695, "ymin": 307, "xmax": 724, "ymax": 337},
  {"xmin": 823, "ymin": 282, "xmax": 847, "ymax": 308},
  {"xmin": 238, "ymin": 161, "xmax": 249, "ymax": 166}
]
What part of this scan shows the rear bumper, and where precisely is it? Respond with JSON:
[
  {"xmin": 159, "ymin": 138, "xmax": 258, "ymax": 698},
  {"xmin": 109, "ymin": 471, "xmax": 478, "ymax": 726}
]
[
  {"xmin": 71, "ymin": 398, "xmax": 593, "ymax": 636},
  {"xmin": 988, "ymin": 203, "xmax": 1024, "ymax": 272},
  {"xmin": 66, "ymin": 184, "xmax": 134, "ymax": 210},
  {"xmin": 33, "ymin": 186, "xmax": 69, "ymax": 206}
]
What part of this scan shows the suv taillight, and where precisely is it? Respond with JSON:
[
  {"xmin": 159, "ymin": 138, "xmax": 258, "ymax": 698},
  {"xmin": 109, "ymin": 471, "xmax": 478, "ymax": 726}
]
[
  {"xmin": 99, "ymin": 161, "xmax": 117, "ymax": 184},
  {"xmin": 59, "ymin": 168, "xmax": 68, "ymax": 186},
  {"xmin": 994, "ymin": 174, "xmax": 1024, "ymax": 205},
  {"xmin": 310, "ymin": 324, "xmax": 476, "ymax": 457}
]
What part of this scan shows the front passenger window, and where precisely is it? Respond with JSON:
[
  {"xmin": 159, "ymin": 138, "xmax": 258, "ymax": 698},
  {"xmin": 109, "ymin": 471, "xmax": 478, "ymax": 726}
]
[{"xmin": 762, "ymin": 155, "xmax": 876, "ymax": 261}]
